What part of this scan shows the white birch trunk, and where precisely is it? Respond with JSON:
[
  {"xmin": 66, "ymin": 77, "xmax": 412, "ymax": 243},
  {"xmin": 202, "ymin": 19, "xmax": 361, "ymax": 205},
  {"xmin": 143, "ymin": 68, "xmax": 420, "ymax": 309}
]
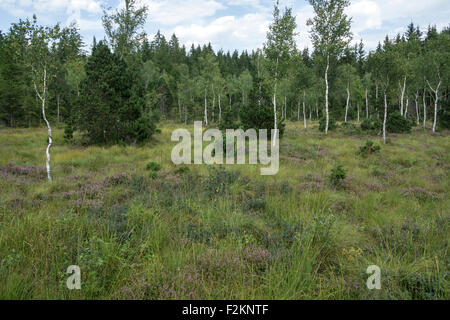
[
  {"xmin": 218, "ymin": 94, "xmax": 221, "ymax": 123},
  {"xmin": 423, "ymin": 87, "xmax": 427, "ymax": 129},
  {"xmin": 303, "ymin": 91, "xmax": 307, "ymax": 129},
  {"xmin": 204, "ymin": 87, "xmax": 208, "ymax": 126},
  {"xmin": 383, "ymin": 92, "xmax": 387, "ymax": 144},
  {"xmin": 426, "ymin": 78, "xmax": 441, "ymax": 133},
  {"xmin": 400, "ymin": 76, "xmax": 406, "ymax": 116},
  {"xmin": 365, "ymin": 88, "xmax": 369, "ymax": 118},
  {"xmin": 415, "ymin": 91, "xmax": 419, "ymax": 125},
  {"xmin": 324, "ymin": 55, "xmax": 330, "ymax": 134},
  {"xmin": 273, "ymin": 57, "xmax": 278, "ymax": 146},
  {"xmin": 404, "ymin": 96, "xmax": 409, "ymax": 118},
  {"xmin": 212, "ymin": 85, "xmax": 215, "ymax": 123},
  {"xmin": 357, "ymin": 102, "xmax": 360, "ymax": 122},
  {"xmin": 34, "ymin": 68, "xmax": 52, "ymax": 182},
  {"xmin": 178, "ymin": 96, "xmax": 182, "ymax": 122},
  {"xmin": 345, "ymin": 81, "xmax": 350, "ymax": 122}
]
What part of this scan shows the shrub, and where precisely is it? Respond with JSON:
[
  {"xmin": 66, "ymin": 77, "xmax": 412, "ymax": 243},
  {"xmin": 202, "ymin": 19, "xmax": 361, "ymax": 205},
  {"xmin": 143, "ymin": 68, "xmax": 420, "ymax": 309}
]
[
  {"xmin": 148, "ymin": 171, "xmax": 158, "ymax": 179},
  {"xmin": 174, "ymin": 165, "xmax": 190, "ymax": 175},
  {"xmin": 437, "ymin": 108, "xmax": 450, "ymax": 130},
  {"xmin": 386, "ymin": 112, "xmax": 412, "ymax": 133},
  {"xmin": 341, "ymin": 122, "xmax": 361, "ymax": 135},
  {"xmin": 359, "ymin": 140, "xmax": 381, "ymax": 156},
  {"xmin": 319, "ymin": 115, "xmax": 337, "ymax": 132},
  {"xmin": 329, "ymin": 164, "xmax": 347, "ymax": 187},
  {"xmin": 361, "ymin": 118, "xmax": 382, "ymax": 132},
  {"xmin": 146, "ymin": 162, "xmax": 161, "ymax": 171},
  {"xmin": 239, "ymin": 76, "xmax": 285, "ymax": 138}
]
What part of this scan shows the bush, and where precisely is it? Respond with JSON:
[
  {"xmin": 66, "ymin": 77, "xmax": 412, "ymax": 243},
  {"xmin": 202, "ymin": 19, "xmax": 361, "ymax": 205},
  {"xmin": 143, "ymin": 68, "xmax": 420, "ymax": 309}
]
[
  {"xmin": 329, "ymin": 164, "xmax": 347, "ymax": 187},
  {"xmin": 219, "ymin": 109, "xmax": 238, "ymax": 131},
  {"xmin": 239, "ymin": 75, "xmax": 285, "ymax": 138},
  {"xmin": 174, "ymin": 165, "xmax": 190, "ymax": 175},
  {"xmin": 437, "ymin": 108, "xmax": 450, "ymax": 130},
  {"xmin": 319, "ymin": 115, "xmax": 337, "ymax": 132},
  {"xmin": 146, "ymin": 162, "xmax": 161, "ymax": 171},
  {"xmin": 359, "ymin": 140, "xmax": 381, "ymax": 156},
  {"xmin": 386, "ymin": 112, "xmax": 412, "ymax": 133},
  {"xmin": 341, "ymin": 122, "xmax": 361, "ymax": 135},
  {"xmin": 148, "ymin": 171, "xmax": 158, "ymax": 179},
  {"xmin": 361, "ymin": 118, "xmax": 382, "ymax": 132}
]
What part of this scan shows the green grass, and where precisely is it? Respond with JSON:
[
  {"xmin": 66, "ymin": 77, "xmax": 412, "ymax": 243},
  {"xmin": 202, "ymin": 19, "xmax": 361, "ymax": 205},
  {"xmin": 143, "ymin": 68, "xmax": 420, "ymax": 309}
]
[{"xmin": 0, "ymin": 121, "xmax": 448, "ymax": 299}]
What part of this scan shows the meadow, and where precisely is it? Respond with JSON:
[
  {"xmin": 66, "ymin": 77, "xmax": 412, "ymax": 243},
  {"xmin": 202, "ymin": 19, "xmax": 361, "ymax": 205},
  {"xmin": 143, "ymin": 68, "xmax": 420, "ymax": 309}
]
[{"xmin": 0, "ymin": 121, "xmax": 448, "ymax": 299}]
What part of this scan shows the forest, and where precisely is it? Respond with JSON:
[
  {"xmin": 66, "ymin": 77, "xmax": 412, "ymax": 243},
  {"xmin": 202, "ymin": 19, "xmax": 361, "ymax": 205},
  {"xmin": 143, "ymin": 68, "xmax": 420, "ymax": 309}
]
[{"xmin": 0, "ymin": 0, "xmax": 448, "ymax": 300}]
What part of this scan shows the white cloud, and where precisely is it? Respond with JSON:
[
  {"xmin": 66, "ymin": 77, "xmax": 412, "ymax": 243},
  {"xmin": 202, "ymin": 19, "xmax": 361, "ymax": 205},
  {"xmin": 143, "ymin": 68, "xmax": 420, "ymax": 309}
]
[
  {"xmin": 1, "ymin": 0, "xmax": 449, "ymax": 52},
  {"xmin": 171, "ymin": 12, "xmax": 269, "ymax": 51},
  {"xmin": 347, "ymin": 0, "xmax": 382, "ymax": 33},
  {"xmin": 143, "ymin": 0, "xmax": 226, "ymax": 25}
]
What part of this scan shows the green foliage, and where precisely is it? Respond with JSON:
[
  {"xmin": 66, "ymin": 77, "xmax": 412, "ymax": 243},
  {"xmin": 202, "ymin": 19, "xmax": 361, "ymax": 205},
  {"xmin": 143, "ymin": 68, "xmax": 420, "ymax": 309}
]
[
  {"xmin": 219, "ymin": 108, "xmax": 238, "ymax": 131},
  {"xmin": 174, "ymin": 165, "xmax": 190, "ymax": 175},
  {"xmin": 319, "ymin": 115, "xmax": 336, "ymax": 132},
  {"xmin": 359, "ymin": 140, "xmax": 381, "ymax": 156},
  {"xmin": 146, "ymin": 162, "xmax": 161, "ymax": 172},
  {"xmin": 239, "ymin": 76, "xmax": 285, "ymax": 137},
  {"xmin": 77, "ymin": 42, "xmax": 155, "ymax": 144},
  {"xmin": 329, "ymin": 164, "xmax": 347, "ymax": 187},
  {"xmin": 361, "ymin": 118, "xmax": 381, "ymax": 132},
  {"xmin": 387, "ymin": 111, "xmax": 412, "ymax": 133},
  {"xmin": 437, "ymin": 109, "xmax": 450, "ymax": 130}
]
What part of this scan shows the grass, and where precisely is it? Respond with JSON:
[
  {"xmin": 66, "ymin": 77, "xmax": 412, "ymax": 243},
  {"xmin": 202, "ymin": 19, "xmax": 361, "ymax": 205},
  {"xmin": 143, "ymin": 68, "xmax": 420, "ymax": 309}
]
[{"xmin": 0, "ymin": 120, "xmax": 448, "ymax": 299}]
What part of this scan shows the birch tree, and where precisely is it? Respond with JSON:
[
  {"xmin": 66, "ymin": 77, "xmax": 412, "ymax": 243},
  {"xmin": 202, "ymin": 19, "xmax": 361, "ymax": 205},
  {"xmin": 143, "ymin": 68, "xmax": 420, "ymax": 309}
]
[
  {"xmin": 264, "ymin": 0, "xmax": 297, "ymax": 144},
  {"xmin": 307, "ymin": 0, "xmax": 352, "ymax": 134},
  {"xmin": 25, "ymin": 18, "xmax": 76, "ymax": 181},
  {"xmin": 423, "ymin": 32, "xmax": 449, "ymax": 132}
]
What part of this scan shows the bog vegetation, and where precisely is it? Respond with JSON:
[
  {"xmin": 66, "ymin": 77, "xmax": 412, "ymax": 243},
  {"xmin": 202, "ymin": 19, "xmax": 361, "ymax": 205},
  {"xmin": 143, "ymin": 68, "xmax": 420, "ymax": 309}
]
[{"xmin": 0, "ymin": 0, "xmax": 448, "ymax": 299}]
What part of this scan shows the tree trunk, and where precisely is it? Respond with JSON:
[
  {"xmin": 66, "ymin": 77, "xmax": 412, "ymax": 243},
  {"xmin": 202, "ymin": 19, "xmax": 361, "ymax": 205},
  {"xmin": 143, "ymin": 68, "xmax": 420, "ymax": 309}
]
[
  {"xmin": 303, "ymin": 90, "xmax": 307, "ymax": 129},
  {"xmin": 273, "ymin": 57, "xmax": 278, "ymax": 146},
  {"xmin": 423, "ymin": 87, "xmax": 427, "ymax": 129},
  {"xmin": 204, "ymin": 87, "xmax": 208, "ymax": 126},
  {"xmin": 345, "ymin": 81, "xmax": 350, "ymax": 122},
  {"xmin": 297, "ymin": 99, "xmax": 300, "ymax": 121},
  {"xmin": 415, "ymin": 91, "xmax": 419, "ymax": 126},
  {"xmin": 324, "ymin": 54, "xmax": 330, "ymax": 134},
  {"xmin": 178, "ymin": 96, "xmax": 182, "ymax": 122},
  {"xmin": 404, "ymin": 96, "xmax": 409, "ymax": 118},
  {"xmin": 400, "ymin": 76, "xmax": 406, "ymax": 116},
  {"xmin": 34, "ymin": 68, "xmax": 52, "ymax": 182},
  {"xmin": 212, "ymin": 85, "xmax": 215, "ymax": 123},
  {"xmin": 383, "ymin": 92, "xmax": 387, "ymax": 144},
  {"xmin": 218, "ymin": 94, "xmax": 221, "ymax": 124},
  {"xmin": 365, "ymin": 88, "xmax": 369, "ymax": 118},
  {"xmin": 357, "ymin": 102, "xmax": 360, "ymax": 122},
  {"xmin": 427, "ymin": 78, "xmax": 441, "ymax": 133}
]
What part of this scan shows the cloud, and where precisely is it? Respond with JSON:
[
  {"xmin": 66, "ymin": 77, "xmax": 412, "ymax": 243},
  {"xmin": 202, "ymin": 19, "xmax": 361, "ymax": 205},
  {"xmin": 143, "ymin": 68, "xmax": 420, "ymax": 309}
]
[
  {"xmin": 143, "ymin": 0, "xmax": 226, "ymax": 25},
  {"xmin": 1, "ymin": 0, "xmax": 449, "ymax": 52},
  {"xmin": 171, "ymin": 12, "xmax": 269, "ymax": 51}
]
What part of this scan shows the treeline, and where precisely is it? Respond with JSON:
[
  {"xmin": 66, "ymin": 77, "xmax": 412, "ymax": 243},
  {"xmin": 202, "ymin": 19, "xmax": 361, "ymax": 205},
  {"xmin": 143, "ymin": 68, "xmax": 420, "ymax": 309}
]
[{"xmin": 0, "ymin": 0, "xmax": 449, "ymax": 140}]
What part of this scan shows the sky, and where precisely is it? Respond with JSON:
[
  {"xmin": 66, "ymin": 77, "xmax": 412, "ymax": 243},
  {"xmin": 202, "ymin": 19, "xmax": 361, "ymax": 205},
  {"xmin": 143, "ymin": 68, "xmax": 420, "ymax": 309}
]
[{"xmin": 0, "ymin": 0, "xmax": 449, "ymax": 53}]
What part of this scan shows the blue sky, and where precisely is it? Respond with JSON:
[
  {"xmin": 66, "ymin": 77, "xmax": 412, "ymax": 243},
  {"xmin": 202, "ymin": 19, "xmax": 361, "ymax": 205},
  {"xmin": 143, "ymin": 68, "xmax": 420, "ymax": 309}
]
[{"xmin": 0, "ymin": 0, "xmax": 449, "ymax": 53}]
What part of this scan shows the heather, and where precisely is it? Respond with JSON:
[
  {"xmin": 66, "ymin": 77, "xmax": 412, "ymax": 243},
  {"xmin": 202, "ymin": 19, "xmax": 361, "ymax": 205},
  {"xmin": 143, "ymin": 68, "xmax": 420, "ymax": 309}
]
[{"xmin": 0, "ymin": 121, "xmax": 448, "ymax": 299}]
